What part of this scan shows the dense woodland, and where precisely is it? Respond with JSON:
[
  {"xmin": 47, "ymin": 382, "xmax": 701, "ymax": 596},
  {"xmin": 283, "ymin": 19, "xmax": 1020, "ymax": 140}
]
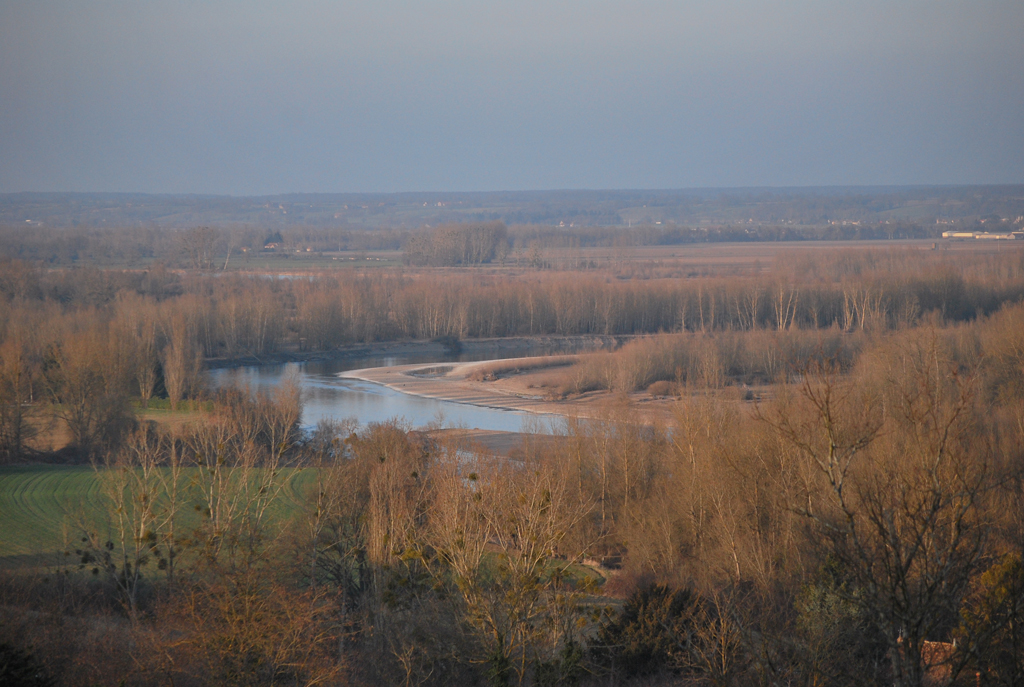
[{"xmin": 1, "ymin": 244, "xmax": 1024, "ymax": 686}]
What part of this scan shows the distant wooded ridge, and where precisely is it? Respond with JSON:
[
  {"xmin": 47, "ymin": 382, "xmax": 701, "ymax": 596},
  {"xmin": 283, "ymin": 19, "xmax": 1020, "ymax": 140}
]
[{"xmin": 3, "ymin": 186, "xmax": 1023, "ymax": 229}]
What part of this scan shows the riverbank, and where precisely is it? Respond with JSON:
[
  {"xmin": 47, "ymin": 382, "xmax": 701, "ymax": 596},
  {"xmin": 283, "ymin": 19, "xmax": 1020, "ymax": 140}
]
[
  {"xmin": 341, "ymin": 356, "xmax": 580, "ymax": 416},
  {"xmin": 341, "ymin": 355, "xmax": 683, "ymax": 426}
]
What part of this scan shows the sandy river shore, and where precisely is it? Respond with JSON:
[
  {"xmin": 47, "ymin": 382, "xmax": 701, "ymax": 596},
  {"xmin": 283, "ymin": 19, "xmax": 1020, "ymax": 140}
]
[
  {"xmin": 341, "ymin": 355, "xmax": 682, "ymax": 433},
  {"xmin": 340, "ymin": 356, "xmax": 583, "ymax": 415}
]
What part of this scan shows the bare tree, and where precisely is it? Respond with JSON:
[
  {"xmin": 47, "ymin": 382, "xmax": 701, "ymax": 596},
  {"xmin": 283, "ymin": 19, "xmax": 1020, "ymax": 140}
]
[
  {"xmin": 155, "ymin": 427, "xmax": 186, "ymax": 590},
  {"xmin": 184, "ymin": 383, "xmax": 302, "ymax": 565},
  {"xmin": 114, "ymin": 292, "xmax": 161, "ymax": 408},
  {"xmin": 43, "ymin": 326, "xmax": 134, "ymax": 457},
  {"xmin": 773, "ymin": 281, "xmax": 799, "ymax": 331},
  {"xmin": 161, "ymin": 312, "xmax": 201, "ymax": 412},
  {"xmin": 299, "ymin": 418, "xmax": 357, "ymax": 590},
  {"xmin": 764, "ymin": 335, "xmax": 995, "ymax": 687},
  {"xmin": 426, "ymin": 452, "xmax": 591, "ymax": 685},
  {"xmin": 92, "ymin": 425, "xmax": 164, "ymax": 620},
  {"xmin": 0, "ymin": 336, "xmax": 40, "ymax": 461},
  {"xmin": 180, "ymin": 226, "xmax": 218, "ymax": 270}
]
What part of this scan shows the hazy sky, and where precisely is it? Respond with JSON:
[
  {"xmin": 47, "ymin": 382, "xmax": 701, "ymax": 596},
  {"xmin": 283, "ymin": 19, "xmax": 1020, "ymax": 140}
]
[{"xmin": 1, "ymin": 1, "xmax": 1022, "ymax": 194}]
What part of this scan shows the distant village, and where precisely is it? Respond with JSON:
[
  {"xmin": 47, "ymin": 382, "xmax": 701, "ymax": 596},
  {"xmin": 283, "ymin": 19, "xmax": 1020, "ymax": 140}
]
[
  {"xmin": 942, "ymin": 229, "xmax": 1023, "ymax": 240},
  {"xmin": 940, "ymin": 215, "xmax": 1024, "ymax": 240}
]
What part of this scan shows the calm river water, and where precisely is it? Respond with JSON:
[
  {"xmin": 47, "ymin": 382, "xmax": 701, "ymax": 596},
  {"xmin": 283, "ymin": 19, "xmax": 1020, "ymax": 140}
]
[{"xmin": 207, "ymin": 350, "xmax": 565, "ymax": 433}]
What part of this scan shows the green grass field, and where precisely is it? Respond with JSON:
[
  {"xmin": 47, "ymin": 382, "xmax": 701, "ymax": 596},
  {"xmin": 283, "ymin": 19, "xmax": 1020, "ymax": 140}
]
[
  {"xmin": 0, "ymin": 465, "xmax": 101, "ymax": 561},
  {"xmin": 0, "ymin": 465, "xmax": 317, "ymax": 568},
  {"xmin": 1, "ymin": 464, "xmax": 605, "ymax": 587}
]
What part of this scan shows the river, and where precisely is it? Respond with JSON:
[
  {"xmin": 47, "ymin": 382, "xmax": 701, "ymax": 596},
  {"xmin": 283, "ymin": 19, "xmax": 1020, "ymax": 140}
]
[{"xmin": 206, "ymin": 349, "xmax": 566, "ymax": 434}]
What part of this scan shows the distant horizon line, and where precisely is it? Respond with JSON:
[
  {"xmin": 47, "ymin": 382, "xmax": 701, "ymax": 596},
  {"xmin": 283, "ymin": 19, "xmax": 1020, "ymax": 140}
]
[{"xmin": 4, "ymin": 183, "xmax": 1024, "ymax": 199}]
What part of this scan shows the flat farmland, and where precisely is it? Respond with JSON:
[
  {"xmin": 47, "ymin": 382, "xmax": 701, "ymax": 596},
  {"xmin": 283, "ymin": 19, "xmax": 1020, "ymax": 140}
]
[
  {"xmin": 536, "ymin": 239, "xmax": 1024, "ymax": 276},
  {"xmin": 132, "ymin": 239, "xmax": 1024, "ymax": 280},
  {"xmin": 225, "ymin": 249, "xmax": 404, "ymax": 272},
  {"xmin": 307, "ymin": 239, "xmax": 1020, "ymax": 280}
]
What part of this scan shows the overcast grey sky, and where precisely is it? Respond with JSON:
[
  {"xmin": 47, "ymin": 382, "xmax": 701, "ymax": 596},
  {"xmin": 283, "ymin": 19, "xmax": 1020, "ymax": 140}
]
[{"xmin": 1, "ymin": 1, "xmax": 1022, "ymax": 194}]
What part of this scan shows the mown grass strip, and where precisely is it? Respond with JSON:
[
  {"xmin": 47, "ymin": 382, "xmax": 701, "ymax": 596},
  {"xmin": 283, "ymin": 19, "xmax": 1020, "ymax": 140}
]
[{"xmin": 0, "ymin": 466, "xmax": 99, "ymax": 558}]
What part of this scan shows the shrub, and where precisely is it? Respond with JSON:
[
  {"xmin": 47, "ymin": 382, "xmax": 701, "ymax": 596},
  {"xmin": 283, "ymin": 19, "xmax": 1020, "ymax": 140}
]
[
  {"xmin": 0, "ymin": 643, "xmax": 55, "ymax": 687},
  {"xmin": 593, "ymin": 583, "xmax": 699, "ymax": 677},
  {"xmin": 647, "ymin": 380, "xmax": 676, "ymax": 397}
]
